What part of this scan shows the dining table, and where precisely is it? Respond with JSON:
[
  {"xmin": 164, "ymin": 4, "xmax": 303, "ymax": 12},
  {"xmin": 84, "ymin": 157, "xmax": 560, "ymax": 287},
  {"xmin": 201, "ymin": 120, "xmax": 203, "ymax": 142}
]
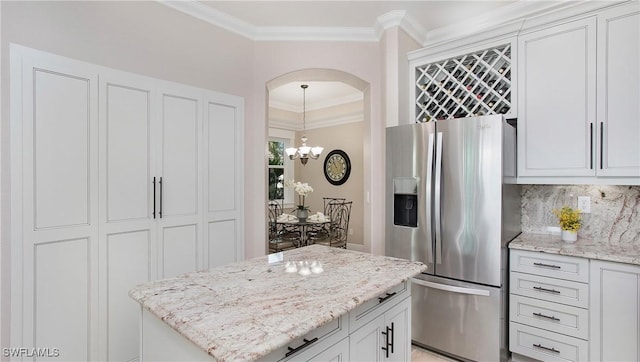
[{"xmin": 277, "ymin": 212, "xmax": 331, "ymax": 247}]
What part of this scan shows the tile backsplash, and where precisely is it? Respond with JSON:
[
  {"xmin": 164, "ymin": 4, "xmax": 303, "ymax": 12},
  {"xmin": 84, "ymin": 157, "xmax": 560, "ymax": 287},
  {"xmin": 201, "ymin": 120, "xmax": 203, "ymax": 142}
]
[{"xmin": 521, "ymin": 185, "xmax": 640, "ymax": 243}]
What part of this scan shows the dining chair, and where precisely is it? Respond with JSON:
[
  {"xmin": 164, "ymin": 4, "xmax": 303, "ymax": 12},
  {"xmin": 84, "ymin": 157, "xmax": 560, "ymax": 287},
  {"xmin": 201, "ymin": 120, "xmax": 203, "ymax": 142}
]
[
  {"xmin": 315, "ymin": 200, "xmax": 352, "ymax": 248},
  {"xmin": 323, "ymin": 197, "xmax": 346, "ymax": 214},
  {"xmin": 267, "ymin": 200, "xmax": 299, "ymax": 253}
]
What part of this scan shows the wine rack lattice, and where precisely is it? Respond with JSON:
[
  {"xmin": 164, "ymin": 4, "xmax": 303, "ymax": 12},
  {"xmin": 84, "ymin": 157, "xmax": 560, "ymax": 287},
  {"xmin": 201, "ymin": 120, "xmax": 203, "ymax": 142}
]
[{"xmin": 415, "ymin": 44, "xmax": 512, "ymax": 123}]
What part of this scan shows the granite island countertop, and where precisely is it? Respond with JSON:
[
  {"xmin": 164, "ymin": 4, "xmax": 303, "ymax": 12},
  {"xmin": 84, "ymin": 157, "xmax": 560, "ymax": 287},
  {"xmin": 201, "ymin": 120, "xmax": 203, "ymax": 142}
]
[
  {"xmin": 129, "ymin": 244, "xmax": 427, "ymax": 361},
  {"xmin": 509, "ymin": 232, "xmax": 640, "ymax": 266}
]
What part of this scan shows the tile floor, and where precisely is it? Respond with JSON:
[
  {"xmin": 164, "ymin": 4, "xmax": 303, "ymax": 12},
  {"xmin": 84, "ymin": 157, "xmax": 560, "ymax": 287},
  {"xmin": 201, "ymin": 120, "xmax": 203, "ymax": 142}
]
[{"xmin": 411, "ymin": 345, "xmax": 458, "ymax": 362}]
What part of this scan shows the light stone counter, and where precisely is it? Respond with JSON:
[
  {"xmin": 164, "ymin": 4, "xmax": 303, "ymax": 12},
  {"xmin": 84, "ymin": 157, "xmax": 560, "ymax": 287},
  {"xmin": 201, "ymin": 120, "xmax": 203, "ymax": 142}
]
[
  {"xmin": 509, "ymin": 232, "xmax": 640, "ymax": 266},
  {"xmin": 129, "ymin": 244, "xmax": 426, "ymax": 361}
]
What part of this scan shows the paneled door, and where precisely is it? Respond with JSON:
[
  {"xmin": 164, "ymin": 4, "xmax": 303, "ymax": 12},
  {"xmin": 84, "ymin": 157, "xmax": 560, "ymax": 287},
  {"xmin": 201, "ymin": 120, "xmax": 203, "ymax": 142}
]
[
  {"xmin": 10, "ymin": 45, "xmax": 100, "ymax": 361},
  {"xmin": 98, "ymin": 74, "xmax": 206, "ymax": 360},
  {"xmin": 517, "ymin": 17, "xmax": 597, "ymax": 177},
  {"xmin": 98, "ymin": 70, "xmax": 158, "ymax": 362},
  {"xmin": 155, "ymin": 86, "xmax": 203, "ymax": 279},
  {"xmin": 204, "ymin": 93, "xmax": 244, "ymax": 269},
  {"xmin": 596, "ymin": 3, "xmax": 640, "ymax": 177}
]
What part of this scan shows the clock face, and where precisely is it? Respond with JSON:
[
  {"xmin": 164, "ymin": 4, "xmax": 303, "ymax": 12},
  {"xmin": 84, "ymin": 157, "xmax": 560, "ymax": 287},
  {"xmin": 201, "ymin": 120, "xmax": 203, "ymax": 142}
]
[{"xmin": 324, "ymin": 150, "xmax": 351, "ymax": 185}]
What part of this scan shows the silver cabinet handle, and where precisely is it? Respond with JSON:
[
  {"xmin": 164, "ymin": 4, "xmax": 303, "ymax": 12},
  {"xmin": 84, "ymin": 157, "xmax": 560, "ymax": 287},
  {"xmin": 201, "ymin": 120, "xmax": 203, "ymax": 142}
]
[
  {"xmin": 533, "ymin": 312, "xmax": 560, "ymax": 321},
  {"xmin": 533, "ymin": 286, "xmax": 561, "ymax": 294},
  {"xmin": 533, "ymin": 262, "xmax": 561, "ymax": 269},
  {"xmin": 412, "ymin": 278, "xmax": 490, "ymax": 297},
  {"xmin": 533, "ymin": 343, "xmax": 560, "ymax": 354}
]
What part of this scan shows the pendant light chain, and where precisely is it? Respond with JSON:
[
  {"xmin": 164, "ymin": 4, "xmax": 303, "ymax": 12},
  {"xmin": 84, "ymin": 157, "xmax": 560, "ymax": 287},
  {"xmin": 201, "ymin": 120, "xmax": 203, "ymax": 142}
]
[{"xmin": 284, "ymin": 83, "xmax": 323, "ymax": 165}]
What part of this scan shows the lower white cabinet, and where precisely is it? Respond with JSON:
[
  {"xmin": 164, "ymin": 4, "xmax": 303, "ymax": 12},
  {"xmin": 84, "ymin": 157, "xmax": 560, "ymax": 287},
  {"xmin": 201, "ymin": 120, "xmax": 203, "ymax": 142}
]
[
  {"xmin": 509, "ymin": 250, "xmax": 590, "ymax": 362},
  {"xmin": 350, "ymin": 296, "xmax": 411, "ymax": 362},
  {"xmin": 590, "ymin": 260, "xmax": 640, "ymax": 362},
  {"xmin": 510, "ymin": 249, "xmax": 640, "ymax": 362}
]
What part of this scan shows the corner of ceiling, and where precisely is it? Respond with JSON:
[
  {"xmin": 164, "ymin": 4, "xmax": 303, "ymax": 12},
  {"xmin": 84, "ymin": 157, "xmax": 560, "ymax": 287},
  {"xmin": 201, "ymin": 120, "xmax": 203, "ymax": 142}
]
[{"xmin": 375, "ymin": 10, "xmax": 428, "ymax": 45}]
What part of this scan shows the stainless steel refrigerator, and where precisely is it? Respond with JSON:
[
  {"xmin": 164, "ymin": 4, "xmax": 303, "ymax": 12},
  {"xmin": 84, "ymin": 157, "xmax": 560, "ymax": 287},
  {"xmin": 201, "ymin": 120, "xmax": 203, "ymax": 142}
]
[{"xmin": 385, "ymin": 114, "xmax": 521, "ymax": 362}]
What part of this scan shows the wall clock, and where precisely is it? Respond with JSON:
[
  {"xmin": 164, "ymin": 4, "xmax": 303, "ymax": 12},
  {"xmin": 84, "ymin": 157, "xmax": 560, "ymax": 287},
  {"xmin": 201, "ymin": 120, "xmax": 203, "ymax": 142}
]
[{"xmin": 324, "ymin": 149, "xmax": 351, "ymax": 185}]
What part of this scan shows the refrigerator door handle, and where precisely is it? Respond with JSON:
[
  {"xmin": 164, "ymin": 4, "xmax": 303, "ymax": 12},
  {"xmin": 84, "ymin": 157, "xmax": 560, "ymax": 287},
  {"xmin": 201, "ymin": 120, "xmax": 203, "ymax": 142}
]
[
  {"xmin": 425, "ymin": 133, "xmax": 435, "ymax": 250},
  {"xmin": 412, "ymin": 278, "xmax": 490, "ymax": 297},
  {"xmin": 434, "ymin": 132, "xmax": 443, "ymax": 264}
]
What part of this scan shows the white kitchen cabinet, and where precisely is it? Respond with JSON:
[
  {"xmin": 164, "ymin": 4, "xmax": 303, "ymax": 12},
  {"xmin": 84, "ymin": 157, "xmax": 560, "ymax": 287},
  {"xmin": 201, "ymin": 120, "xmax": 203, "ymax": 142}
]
[
  {"xmin": 517, "ymin": 16, "xmax": 597, "ymax": 178},
  {"xmin": 509, "ymin": 250, "xmax": 590, "ymax": 362},
  {"xmin": 590, "ymin": 260, "xmax": 640, "ymax": 362},
  {"xmin": 596, "ymin": 3, "xmax": 640, "ymax": 177},
  {"xmin": 517, "ymin": 2, "xmax": 640, "ymax": 183},
  {"xmin": 10, "ymin": 45, "xmax": 244, "ymax": 362},
  {"xmin": 349, "ymin": 296, "xmax": 411, "ymax": 362}
]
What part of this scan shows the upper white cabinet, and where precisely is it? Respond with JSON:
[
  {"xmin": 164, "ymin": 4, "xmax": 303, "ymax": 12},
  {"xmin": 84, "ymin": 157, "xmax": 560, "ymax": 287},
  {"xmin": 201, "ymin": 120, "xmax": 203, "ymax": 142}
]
[
  {"xmin": 517, "ymin": 2, "xmax": 640, "ymax": 183},
  {"xmin": 11, "ymin": 45, "xmax": 244, "ymax": 362},
  {"xmin": 590, "ymin": 260, "xmax": 640, "ymax": 361},
  {"xmin": 518, "ymin": 17, "xmax": 597, "ymax": 178},
  {"xmin": 596, "ymin": 4, "xmax": 640, "ymax": 177}
]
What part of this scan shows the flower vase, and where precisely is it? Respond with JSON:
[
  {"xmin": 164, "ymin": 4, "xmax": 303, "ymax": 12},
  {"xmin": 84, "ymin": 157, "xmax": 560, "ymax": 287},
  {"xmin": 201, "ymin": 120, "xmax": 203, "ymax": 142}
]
[
  {"xmin": 296, "ymin": 208, "xmax": 308, "ymax": 222},
  {"xmin": 561, "ymin": 230, "xmax": 578, "ymax": 243}
]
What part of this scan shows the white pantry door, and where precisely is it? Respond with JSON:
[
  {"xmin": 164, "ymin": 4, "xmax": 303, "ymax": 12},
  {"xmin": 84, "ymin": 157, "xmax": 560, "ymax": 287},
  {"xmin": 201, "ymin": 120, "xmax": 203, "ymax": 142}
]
[
  {"xmin": 204, "ymin": 93, "xmax": 244, "ymax": 268},
  {"xmin": 156, "ymin": 86, "xmax": 203, "ymax": 279},
  {"xmin": 10, "ymin": 45, "xmax": 100, "ymax": 361},
  {"xmin": 98, "ymin": 70, "xmax": 158, "ymax": 362}
]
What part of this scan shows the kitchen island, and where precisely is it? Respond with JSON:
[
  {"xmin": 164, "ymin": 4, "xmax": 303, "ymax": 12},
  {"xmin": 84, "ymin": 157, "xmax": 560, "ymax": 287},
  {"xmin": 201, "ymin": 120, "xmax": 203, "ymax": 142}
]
[{"xmin": 129, "ymin": 244, "xmax": 426, "ymax": 361}]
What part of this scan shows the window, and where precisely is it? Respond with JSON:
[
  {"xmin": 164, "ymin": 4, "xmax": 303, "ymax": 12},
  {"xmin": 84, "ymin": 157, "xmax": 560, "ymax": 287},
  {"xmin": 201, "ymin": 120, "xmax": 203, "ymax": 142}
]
[
  {"xmin": 268, "ymin": 140, "xmax": 285, "ymax": 200},
  {"xmin": 267, "ymin": 136, "xmax": 294, "ymax": 206}
]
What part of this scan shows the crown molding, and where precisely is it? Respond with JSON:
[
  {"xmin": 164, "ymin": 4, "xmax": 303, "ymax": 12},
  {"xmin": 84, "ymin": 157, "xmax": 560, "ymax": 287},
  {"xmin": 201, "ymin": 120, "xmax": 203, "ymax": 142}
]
[
  {"xmin": 270, "ymin": 114, "xmax": 363, "ymax": 131},
  {"xmin": 159, "ymin": 0, "xmax": 424, "ymax": 43},
  {"xmin": 159, "ymin": 0, "xmax": 257, "ymax": 38},
  {"xmin": 254, "ymin": 26, "xmax": 378, "ymax": 42},
  {"xmin": 270, "ymin": 93, "xmax": 364, "ymax": 113},
  {"xmin": 159, "ymin": 1, "xmax": 617, "ymax": 45}
]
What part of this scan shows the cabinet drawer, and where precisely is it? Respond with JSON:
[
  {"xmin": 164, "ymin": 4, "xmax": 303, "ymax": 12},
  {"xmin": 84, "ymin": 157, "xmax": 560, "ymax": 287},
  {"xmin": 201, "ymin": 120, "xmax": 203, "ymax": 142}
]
[
  {"xmin": 510, "ymin": 322, "xmax": 588, "ymax": 362},
  {"xmin": 266, "ymin": 315, "xmax": 347, "ymax": 361},
  {"xmin": 349, "ymin": 281, "xmax": 408, "ymax": 333},
  {"xmin": 510, "ymin": 294, "xmax": 588, "ymax": 340},
  {"xmin": 511, "ymin": 250, "xmax": 589, "ymax": 282},
  {"xmin": 510, "ymin": 271, "xmax": 588, "ymax": 308}
]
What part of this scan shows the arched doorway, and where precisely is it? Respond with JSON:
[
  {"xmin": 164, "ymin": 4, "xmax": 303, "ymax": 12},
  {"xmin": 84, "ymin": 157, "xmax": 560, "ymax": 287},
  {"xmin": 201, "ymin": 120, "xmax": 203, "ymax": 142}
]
[{"xmin": 265, "ymin": 69, "xmax": 372, "ymax": 253}]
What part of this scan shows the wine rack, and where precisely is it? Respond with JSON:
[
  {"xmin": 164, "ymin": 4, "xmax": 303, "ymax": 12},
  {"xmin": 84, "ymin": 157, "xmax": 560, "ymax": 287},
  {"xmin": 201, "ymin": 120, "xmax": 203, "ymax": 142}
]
[{"xmin": 415, "ymin": 44, "xmax": 512, "ymax": 123}]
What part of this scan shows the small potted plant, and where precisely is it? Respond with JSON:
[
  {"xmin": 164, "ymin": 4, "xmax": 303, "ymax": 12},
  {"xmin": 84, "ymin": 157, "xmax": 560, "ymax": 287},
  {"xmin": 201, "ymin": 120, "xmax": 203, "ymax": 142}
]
[
  {"xmin": 553, "ymin": 206, "xmax": 581, "ymax": 242},
  {"xmin": 285, "ymin": 180, "xmax": 313, "ymax": 221}
]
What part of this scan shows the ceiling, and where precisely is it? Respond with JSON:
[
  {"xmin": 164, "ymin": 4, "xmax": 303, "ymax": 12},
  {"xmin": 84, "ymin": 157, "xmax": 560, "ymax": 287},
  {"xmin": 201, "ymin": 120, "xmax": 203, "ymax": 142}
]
[{"xmin": 269, "ymin": 81, "xmax": 362, "ymax": 113}]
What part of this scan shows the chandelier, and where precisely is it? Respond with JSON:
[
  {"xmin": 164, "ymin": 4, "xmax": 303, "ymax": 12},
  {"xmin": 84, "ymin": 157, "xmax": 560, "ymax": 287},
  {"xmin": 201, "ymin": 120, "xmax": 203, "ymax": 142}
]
[{"xmin": 285, "ymin": 84, "xmax": 323, "ymax": 165}]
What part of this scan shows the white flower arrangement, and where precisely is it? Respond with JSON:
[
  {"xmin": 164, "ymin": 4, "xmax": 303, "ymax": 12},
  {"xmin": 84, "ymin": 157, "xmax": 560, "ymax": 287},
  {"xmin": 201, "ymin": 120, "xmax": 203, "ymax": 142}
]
[{"xmin": 285, "ymin": 180, "xmax": 314, "ymax": 209}]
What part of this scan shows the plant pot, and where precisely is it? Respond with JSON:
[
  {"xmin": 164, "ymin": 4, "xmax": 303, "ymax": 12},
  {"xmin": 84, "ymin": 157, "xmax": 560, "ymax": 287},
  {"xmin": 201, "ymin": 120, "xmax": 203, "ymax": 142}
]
[
  {"xmin": 561, "ymin": 229, "xmax": 578, "ymax": 242},
  {"xmin": 296, "ymin": 208, "xmax": 308, "ymax": 222}
]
